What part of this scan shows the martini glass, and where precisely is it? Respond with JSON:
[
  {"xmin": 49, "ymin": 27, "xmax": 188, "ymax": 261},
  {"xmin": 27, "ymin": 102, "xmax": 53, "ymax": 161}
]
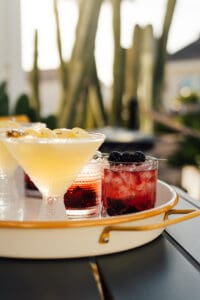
[
  {"xmin": 0, "ymin": 134, "xmax": 20, "ymax": 219},
  {"xmin": 0, "ymin": 121, "xmax": 22, "ymax": 219},
  {"xmin": 0, "ymin": 121, "xmax": 47, "ymax": 220},
  {"xmin": 1, "ymin": 130, "xmax": 105, "ymax": 220}
]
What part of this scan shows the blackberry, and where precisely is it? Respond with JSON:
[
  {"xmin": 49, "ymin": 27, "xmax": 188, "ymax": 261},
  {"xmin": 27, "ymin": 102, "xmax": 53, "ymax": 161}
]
[
  {"xmin": 132, "ymin": 151, "xmax": 146, "ymax": 162},
  {"xmin": 107, "ymin": 198, "xmax": 126, "ymax": 215},
  {"xmin": 82, "ymin": 189, "xmax": 96, "ymax": 207},
  {"xmin": 106, "ymin": 198, "xmax": 139, "ymax": 216},
  {"xmin": 108, "ymin": 151, "xmax": 122, "ymax": 162},
  {"xmin": 121, "ymin": 151, "xmax": 135, "ymax": 162}
]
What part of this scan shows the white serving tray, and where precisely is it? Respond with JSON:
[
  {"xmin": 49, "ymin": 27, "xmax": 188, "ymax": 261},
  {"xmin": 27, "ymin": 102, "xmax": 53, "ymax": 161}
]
[{"xmin": 0, "ymin": 180, "xmax": 199, "ymax": 259}]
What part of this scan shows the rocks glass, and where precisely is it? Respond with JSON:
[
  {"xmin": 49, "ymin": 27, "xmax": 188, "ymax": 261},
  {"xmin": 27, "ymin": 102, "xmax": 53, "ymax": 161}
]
[{"xmin": 102, "ymin": 155, "xmax": 158, "ymax": 216}]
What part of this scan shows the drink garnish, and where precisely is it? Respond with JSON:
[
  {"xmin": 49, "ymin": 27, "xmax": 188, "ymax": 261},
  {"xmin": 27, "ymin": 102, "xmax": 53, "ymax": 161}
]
[
  {"xmin": 108, "ymin": 151, "xmax": 122, "ymax": 162},
  {"xmin": 108, "ymin": 150, "xmax": 146, "ymax": 163},
  {"xmin": 6, "ymin": 130, "xmax": 25, "ymax": 138},
  {"xmin": 6, "ymin": 127, "xmax": 91, "ymax": 139},
  {"xmin": 121, "ymin": 151, "xmax": 136, "ymax": 162},
  {"xmin": 130, "ymin": 151, "xmax": 146, "ymax": 162}
]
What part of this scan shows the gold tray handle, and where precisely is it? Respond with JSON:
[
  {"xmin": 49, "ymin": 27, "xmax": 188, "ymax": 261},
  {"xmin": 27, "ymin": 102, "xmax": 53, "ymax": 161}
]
[{"xmin": 99, "ymin": 209, "xmax": 200, "ymax": 244}]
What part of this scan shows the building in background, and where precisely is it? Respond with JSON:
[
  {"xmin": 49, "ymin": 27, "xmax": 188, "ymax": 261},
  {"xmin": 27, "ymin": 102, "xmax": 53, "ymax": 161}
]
[{"xmin": 163, "ymin": 36, "xmax": 200, "ymax": 109}]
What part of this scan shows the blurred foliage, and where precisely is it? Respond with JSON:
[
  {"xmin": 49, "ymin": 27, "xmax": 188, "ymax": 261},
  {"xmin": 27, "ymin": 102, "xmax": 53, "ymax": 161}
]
[
  {"xmin": 177, "ymin": 91, "xmax": 200, "ymax": 104},
  {"xmin": 0, "ymin": 81, "xmax": 36, "ymax": 122},
  {"xmin": 168, "ymin": 136, "xmax": 200, "ymax": 167},
  {"xmin": 14, "ymin": 94, "xmax": 37, "ymax": 121},
  {"xmin": 168, "ymin": 92, "xmax": 200, "ymax": 167},
  {"xmin": 177, "ymin": 112, "xmax": 200, "ymax": 130},
  {"xmin": 175, "ymin": 93, "xmax": 200, "ymax": 129},
  {"xmin": 152, "ymin": 122, "xmax": 177, "ymax": 134},
  {"xmin": 0, "ymin": 81, "xmax": 9, "ymax": 116}
]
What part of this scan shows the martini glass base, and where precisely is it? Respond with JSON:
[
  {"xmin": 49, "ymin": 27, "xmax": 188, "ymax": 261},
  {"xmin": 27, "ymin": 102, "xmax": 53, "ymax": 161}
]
[
  {"xmin": 38, "ymin": 195, "xmax": 67, "ymax": 220},
  {"xmin": 65, "ymin": 206, "xmax": 100, "ymax": 218}
]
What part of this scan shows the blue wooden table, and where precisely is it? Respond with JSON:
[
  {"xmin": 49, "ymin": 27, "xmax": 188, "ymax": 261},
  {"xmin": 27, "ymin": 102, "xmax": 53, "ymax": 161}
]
[{"xmin": 0, "ymin": 188, "xmax": 200, "ymax": 300}]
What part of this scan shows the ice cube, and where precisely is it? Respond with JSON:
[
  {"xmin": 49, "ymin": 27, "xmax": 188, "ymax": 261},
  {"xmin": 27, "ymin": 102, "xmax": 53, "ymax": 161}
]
[
  {"xmin": 53, "ymin": 128, "xmax": 73, "ymax": 138},
  {"xmin": 71, "ymin": 127, "xmax": 90, "ymax": 138}
]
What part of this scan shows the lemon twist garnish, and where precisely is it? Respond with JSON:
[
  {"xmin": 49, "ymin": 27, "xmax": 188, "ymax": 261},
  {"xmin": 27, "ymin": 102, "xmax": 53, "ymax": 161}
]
[
  {"xmin": 71, "ymin": 127, "xmax": 90, "ymax": 138},
  {"xmin": 53, "ymin": 128, "xmax": 72, "ymax": 138},
  {"xmin": 6, "ymin": 130, "xmax": 25, "ymax": 138}
]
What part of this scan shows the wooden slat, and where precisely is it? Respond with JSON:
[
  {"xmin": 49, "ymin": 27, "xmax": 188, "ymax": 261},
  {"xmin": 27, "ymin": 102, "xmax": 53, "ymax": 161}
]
[
  {"xmin": 96, "ymin": 236, "xmax": 200, "ymax": 300},
  {"xmin": 165, "ymin": 188, "xmax": 200, "ymax": 264},
  {"xmin": 173, "ymin": 186, "xmax": 200, "ymax": 209},
  {"xmin": 0, "ymin": 258, "xmax": 101, "ymax": 300},
  {"xmin": 96, "ymin": 188, "xmax": 200, "ymax": 300}
]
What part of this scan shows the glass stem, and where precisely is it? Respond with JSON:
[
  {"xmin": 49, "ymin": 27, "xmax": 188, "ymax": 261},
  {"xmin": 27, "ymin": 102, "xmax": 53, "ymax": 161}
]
[{"xmin": 39, "ymin": 195, "xmax": 66, "ymax": 220}]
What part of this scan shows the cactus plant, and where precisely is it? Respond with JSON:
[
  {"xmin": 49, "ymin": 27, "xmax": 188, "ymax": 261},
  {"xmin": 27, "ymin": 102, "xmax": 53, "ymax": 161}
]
[
  {"xmin": 125, "ymin": 25, "xmax": 142, "ymax": 100},
  {"xmin": 124, "ymin": 25, "xmax": 142, "ymax": 129},
  {"xmin": 138, "ymin": 25, "xmax": 154, "ymax": 133},
  {"xmin": 53, "ymin": 0, "xmax": 68, "ymax": 119},
  {"xmin": 29, "ymin": 29, "xmax": 41, "ymax": 120},
  {"xmin": 110, "ymin": 0, "xmax": 125, "ymax": 126},
  {"xmin": 57, "ymin": 0, "xmax": 103, "ymax": 128},
  {"xmin": 153, "ymin": 0, "xmax": 177, "ymax": 110},
  {"xmin": 90, "ymin": 55, "xmax": 108, "ymax": 126},
  {"xmin": 124, "ymin": 0, "xmax": 177, "ymax": 133},
  {"xmin": 6, "ymin": 0, "xmax": 175, "ymax": 133}
]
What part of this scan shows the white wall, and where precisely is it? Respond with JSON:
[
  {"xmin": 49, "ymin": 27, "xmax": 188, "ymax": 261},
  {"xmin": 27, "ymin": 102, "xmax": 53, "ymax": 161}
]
[
  {"xmin": 37, "ymin": 72, "xmax": 60, "ymax": 117},
  {"xmin": 0, "ymin": 0, "xmax": 26, "ymax": 107}
]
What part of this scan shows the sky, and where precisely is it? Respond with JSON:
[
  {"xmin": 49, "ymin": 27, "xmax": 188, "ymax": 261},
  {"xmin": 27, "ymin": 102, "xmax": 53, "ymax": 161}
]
[{"xmin": 21, "ymin": 0, "xmax": 200, "ymax": 85}]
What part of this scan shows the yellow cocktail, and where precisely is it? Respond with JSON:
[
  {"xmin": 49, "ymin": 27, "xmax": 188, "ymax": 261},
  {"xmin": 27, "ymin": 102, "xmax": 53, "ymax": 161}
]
[
  {"xmin": 0, "ymin": 121, "xmax": 20, "ymax": 219},
  {"xmin": 2, "ymin": 127, "xmax": 105, "ymax": 219},
  {"xmin": 0, "ymin": 121, "xmax": 19, "ymax": 175}
]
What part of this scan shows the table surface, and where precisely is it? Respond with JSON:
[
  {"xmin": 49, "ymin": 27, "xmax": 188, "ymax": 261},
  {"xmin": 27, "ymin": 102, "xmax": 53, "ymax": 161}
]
[{"xmin": 0, "ymin": 187, "xmax": 200, "ymax": 300}]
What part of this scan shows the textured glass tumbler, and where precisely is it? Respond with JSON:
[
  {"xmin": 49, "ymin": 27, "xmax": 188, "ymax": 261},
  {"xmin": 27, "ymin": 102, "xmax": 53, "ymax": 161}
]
[
  {"xmin": 102, "ymin": 156, "xmax": 158, "ymax": 216},
  {"xmin": 64, "ymin": 152, "xmax": 102, "ymax": 218}
]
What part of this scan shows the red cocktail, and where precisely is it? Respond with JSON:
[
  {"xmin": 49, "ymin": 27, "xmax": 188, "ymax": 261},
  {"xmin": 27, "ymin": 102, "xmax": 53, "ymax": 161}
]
[{"xmin": 102, "ymin": 152, "xmax": 158, "ymax": 216}]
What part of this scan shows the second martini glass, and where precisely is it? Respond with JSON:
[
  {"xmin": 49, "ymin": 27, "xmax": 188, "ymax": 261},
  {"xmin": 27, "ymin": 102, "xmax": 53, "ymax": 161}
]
[
  {"xmin": 0, "ymin": 121, "xmax": 46, "ymax": 219},
  {"xmin": 0, "ymin": 133, "xmax": 19, "ymax": 219},
  {"xmin": 2, "ymin": 128, "xmax": 105, "ymax": 220}
]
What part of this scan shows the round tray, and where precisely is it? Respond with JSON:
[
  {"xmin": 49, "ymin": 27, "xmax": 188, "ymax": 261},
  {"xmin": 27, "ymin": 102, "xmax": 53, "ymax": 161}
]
[{"xmin": 0, "ymin": 180, "xmax": 199, "ymax": 259}]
